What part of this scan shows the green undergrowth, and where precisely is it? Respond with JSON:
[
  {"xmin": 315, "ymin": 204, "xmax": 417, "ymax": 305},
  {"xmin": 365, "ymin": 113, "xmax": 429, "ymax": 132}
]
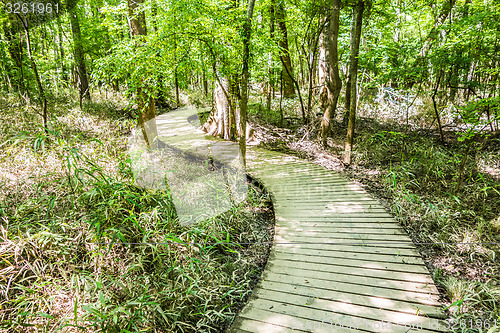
[
  {"xmin": 0, "ymin": 92, "xmax": 274, "ymax": 332},
  {"xmin": 353, "ymin": 129, "xmax": 500, "ymax": 330}
]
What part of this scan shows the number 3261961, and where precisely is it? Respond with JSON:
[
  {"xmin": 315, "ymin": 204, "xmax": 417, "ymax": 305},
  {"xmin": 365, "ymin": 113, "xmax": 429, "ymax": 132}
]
[{"xmin": 3, "ymin": 2, "xmax": 59, "ymax": 14}]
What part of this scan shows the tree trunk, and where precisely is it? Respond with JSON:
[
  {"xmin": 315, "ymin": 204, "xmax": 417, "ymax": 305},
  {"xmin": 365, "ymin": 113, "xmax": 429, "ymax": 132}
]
[
  {"xmin": 175, "ymin": 69, "xmax": 180, "ymax": 107},
  {"xmin": 419, "ymin": 0, "xmax": 457, "ymax": 58},
  {"xmin": 275, "ymin": 0, "xmax": 294, "ymax": 97},
  {"xmin": 56, "ymin": 17, "xmax": 68, "ymax": 82},
  {"xmin": 320, "ymin": 0, "xmax": 342, "ymax": 146},
  {"xmin": 344, "ymin": 0, "xmax": 365, "ymax": 165},
  {"xmin": 432, "ymin": 73, "xmax": 444, "ymax": 142},
  {"xmin": 202, "ymin": 70, "xmax": 208, "ymax": 97},
  {"xmin": 70, "ymin": 10, "xmax": 90, "ymax": 102},
  {"xmin": 127, "ymin": 0, "xmax": 158, "ymax": 149},
  {"xmin": 267, "ymin": 0, "xmax": 275, "ymax": 111},
  {"xmin": 17, "ymin": 15, "xmax": 48, "ymax": 133},
  {"xmin": 239, "ymin": 0, "xmax": 256, "ymax": 166},
  {"xmin": 306, "ymin": 19, "xmax": 323, "ymax": 121},
  {"xmin": 318, "ymin": 22, "xmax": 328, "ymax": 111},
  {"xmin": 4, "ymin": 20, "xmax": 26, "ymax": 96},
  {"xmin": 343, "ymin": 7, "xmax": 356, "ymax": 126}
]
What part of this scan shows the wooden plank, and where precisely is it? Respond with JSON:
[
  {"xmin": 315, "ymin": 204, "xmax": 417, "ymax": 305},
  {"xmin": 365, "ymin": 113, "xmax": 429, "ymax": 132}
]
[
  {"xmin": 237, "ymin": 307, "xmax": 357, "ymax": 332},
  {"xmin": 277, "ymin": 212, "xmax": 396, "ymax": 218},
  {"xmin": 274, "ymin": 246, "xmax": 424, "ymax": 264},
  {"xmin": 274, "ymin": 220, "xmax": 403, "ymax": 228},
  {"xmin": 272, "ymin": 239, "xmax": 414, "ymax": 248},
  {"xmin": 274, "ymin": 216, "xmax": 400, "ymax": 223},
  {"xmin": 275, "ymin": 226, "xmax": 408, "ymax": 237},
  {"xmin": 242, "ymin": 298, "xmax": 445, "ymax": 333},
  {"xmin": 274, "ymin": 232, "xmax": 413, "ymax": 243},
  {"xmin": 274, "ymin": 203, "xmax": 388, "ymax": 211},
  {"xmin": 267, "ymin": 257, "xmax": 435, "ymax": 284},
  {"xmin": 271, "ymin": 250, "xmax": 430, "ymax": 274},
  {"xmin": 276, "ymin": 197, "xmax": 382, "ymax": 203},
  {"xmin": 275, "ymin": 225, "xmax": 404, "ymax": 234},
  {"xmin": 257, "ymin": 280, "xmax": 446, "ymax": 318},
  {"xmin": 250, "ymin": 290, "xmax": 449, "ymax": 332},
  {"xmin": 274, "ymin": 202, "xmax": 385, "ymax": 209},
  {"xmin": 262, "ymin": 270, "xmax": 441, "ymax": 306},
  {"xmin": 265, "ymin": 182, "xmax": 362, "ymax": 188},
  {"xmin": 274, "ymin": 242, "xmax": 422, "ymax": 257},
  {"xmin": 272, "ymin": 236, "xmax": 416, "ymax": 249},
  {"xmin": 228, "ymin": 316, "xmax": 308, "ymax": 333}
]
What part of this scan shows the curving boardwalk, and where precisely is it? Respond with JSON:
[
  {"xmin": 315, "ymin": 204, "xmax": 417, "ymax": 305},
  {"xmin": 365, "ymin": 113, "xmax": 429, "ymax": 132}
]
[{"xmin": 154, "ymin": 108, "xmax": 449, "ymax": 333}]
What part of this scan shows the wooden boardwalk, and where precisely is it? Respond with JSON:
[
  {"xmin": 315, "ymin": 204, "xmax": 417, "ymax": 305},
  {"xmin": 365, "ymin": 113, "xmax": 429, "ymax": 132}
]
[{"xmin": 152, "ymin": 108, "xmax": 449, "ymax": 333}]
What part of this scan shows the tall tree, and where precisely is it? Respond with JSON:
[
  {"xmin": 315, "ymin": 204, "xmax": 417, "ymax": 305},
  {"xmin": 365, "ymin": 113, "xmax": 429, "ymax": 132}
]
[
  {"xmin": 56, "ymin": 17, "xmax": 68, "ymax": 83},
  {"xmin": 69, "ymin": 8, "xmax": 90, "ymax": 103},
  {"xmin": 266, "ymin": 0, "xmax": 275, "ymax": 111},
  {"xmin": 343, "ymin": 7, "xmax": 356, "ymax": 126},
  {"xmin": 3, "ymin": 21, "xmax": 26, "ymax": 96},
  {"xmin": 127, "ymin": 0, "xmax": 158, "ymax": 148},
  {"xmin": 14, "ymin": 14, "xmax": 48, "ymax": 132},
  {"xmin": 275, "ymin": 0, "xmax": 294, "ymax": 97},
  {"xmin": 320, "ymin": 0, "xmax": 342, "ymax": 146},
  {"xmin": 201, "ymin": 4, "xmax": 241, "ymax": 140},
  {"xmin": 239, "ymin": 0, "xmax": 257, "ymax": 165},
  {"xmin": 344, "ymin": 0, "xmax": 365, "ymax": 165}
]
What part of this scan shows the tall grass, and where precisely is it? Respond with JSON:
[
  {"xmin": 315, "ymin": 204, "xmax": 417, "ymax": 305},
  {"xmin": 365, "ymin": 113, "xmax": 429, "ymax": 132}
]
[
  {"xmin": 0, "ymin": 92, "xmax": 274, "ymax": 332},
  {"xmin": 354, "ymin": 129, "xmax": 500, "ymax": 330}
]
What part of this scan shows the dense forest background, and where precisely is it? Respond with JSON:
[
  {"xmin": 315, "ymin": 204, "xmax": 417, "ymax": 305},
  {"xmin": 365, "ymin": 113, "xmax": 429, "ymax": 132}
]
[{"xmin": 1, "ymin": 0, "xmax": 500, "ymax": 331}]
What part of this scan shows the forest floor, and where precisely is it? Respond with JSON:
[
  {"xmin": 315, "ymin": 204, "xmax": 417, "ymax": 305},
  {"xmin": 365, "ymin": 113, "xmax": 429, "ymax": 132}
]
[
  {"xmin": 0, "ymin": 91, "xmax": 275, "ymax": 332},
  {"xmin": 245, "ymin": 100, "xmax": 500, "ymax": 331}
]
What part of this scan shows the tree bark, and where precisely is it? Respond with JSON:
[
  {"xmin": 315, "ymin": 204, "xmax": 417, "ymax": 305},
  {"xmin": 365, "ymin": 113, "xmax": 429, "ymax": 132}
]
[
  {"xmin": 239, "ymin": 0, "xmax": 256, "ymax": 166},
  {"xmin": 202, "ymin": 70, "xmax": 208, "ymax": 97},
  {"xmin": 344, "ymin": 0, "xmax": 364, "ymax": 165},
  {"xmin": 318, "ymin": 22, "xmax": 328, "ymax": 110},
  {"xmin": 4, "ymin": 20, "xmax": 26, "ymax": 96},
  {"xmin": 17, "ymin": 14, "xmax": 48, "ymax": 133},
  {"xmin": 174, "ymin": 69, "xmax": 180, "ymax": 107},
  {"xmin": 70, "ymin": 9, "xmax": 90, "ymax": 102},
  {"xmin": 343, "ymin": 7, "xmax": 356, "ymax": 126},
  {"xmin": 275, "ymin": 0, "xmax": 294, "ymax": 97},
  {"xmin": 202, "ymin": 70, "xmax": 239, "ymax": 140},
  {"xmin": 432, "ymin": 73, "xmax": 444, "ymax": 142},
  {"xmin": 267, "ymin": 0, "xmax": 275, "ymax": 111},
  {"xmin": 56, "ymin": 17, "xmax": 68, "ymax": 82},
  {"xmin": 419, "ymin": 0, "xmax": 457, "ymax": 57},
  {"xmin": 127, "ymin": 0, "xmax": 158, "ymax": 149},
  {"xmin": 320, "ymin": 0, "xmax": 342, "ymax": 146}
]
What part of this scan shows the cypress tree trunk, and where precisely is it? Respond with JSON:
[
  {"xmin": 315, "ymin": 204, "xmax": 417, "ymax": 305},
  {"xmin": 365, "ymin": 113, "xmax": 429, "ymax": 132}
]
[{"xmin": 344, "ymin": 0, "xmax": 364, "ymax": 165}]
